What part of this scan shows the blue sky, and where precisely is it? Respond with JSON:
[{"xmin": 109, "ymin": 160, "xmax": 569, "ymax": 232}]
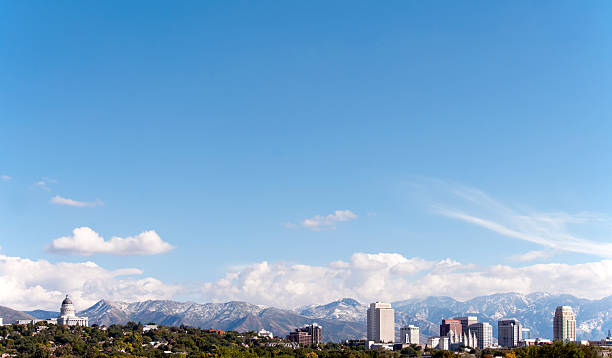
[{"xmin": 1, "ymin": 1, "xmax": 612, "ymax": 310}]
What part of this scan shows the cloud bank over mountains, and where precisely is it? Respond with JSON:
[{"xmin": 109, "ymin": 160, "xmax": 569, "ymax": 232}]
[
  {"xmin": 0, "ymin": 253, "xmax": 180, "ymax": 311},
  {"xmin": 201, "ymin": 252, "xmax": 612, "ymax": 308},
  {"xmin": 46, "ymin": 227, "xmax": 174, "ymax": 256},
  {"xmin": 2, "ymin": 250, "xmax": 612, "ymax": 311}
]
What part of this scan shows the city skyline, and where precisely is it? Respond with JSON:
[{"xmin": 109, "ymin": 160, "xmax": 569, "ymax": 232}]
[{"xmin": 2, "ymin": 0, "xmax": 612, "ymax": 311}]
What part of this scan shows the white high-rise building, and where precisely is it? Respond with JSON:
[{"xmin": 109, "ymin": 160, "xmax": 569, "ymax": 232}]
[
  {"xmin": 470, "ymin": 322, "xmax": 492, "ymax": 349},
  {"xmin": 367, "ymin": 302, "xmax": 395, "ymax": 343},
  {"xmin": 498, "ymin": 318, "xmax": 522, "ymax": 348},
  {"xmin": 400, "ymin": 325, "xmax": 419, "ymax": 344},
  {"xmin": 554, "ymin": 306, "xmax": 576, "ymax": 342}
]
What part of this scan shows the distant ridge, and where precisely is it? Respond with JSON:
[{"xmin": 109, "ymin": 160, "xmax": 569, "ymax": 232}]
[
  {"xmin": 0, "ymin": 306, "xmax": 37, "ymax": 323},
  {"xmin": 24, "ymin": 310, "xmax": 59, "ymax": 320},
  {"xmin": 78, "ymin": 299, "xmax": 363, "ymax": 342},
  {"xmin": 5, "ymin": 292, "xmax": 611, "ymax": 341}
]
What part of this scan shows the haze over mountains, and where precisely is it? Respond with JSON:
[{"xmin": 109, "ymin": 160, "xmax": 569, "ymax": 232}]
[{"xmin": 23, "ymin": 292, "xmax": 612, "ymax": 342}]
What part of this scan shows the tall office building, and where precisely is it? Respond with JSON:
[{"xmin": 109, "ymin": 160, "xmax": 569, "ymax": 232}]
[
  {"xmin": 471, "ymin": 322, "xmax": 492, "ymax": 349},
  {"xmin": 400, "ymin": 325, "xmax": 419, "ymax": 344},
  {"xmin": 440, "ymin": 319, "xmax": 463, "ymax": 338},
  {"xmin": 498, "ymin": 318, "xmax": 522, "ymax": 348},
  {"xmin": 553, "ymin": 306, "xmax": 576, "ymax": 342},
  {"xmin": 455, "ymin": 316, "xmax": 478, "ymax": 335},
  {"xmin": 367, "ymin": 302, "xmax": 395, "ymax": 343}
]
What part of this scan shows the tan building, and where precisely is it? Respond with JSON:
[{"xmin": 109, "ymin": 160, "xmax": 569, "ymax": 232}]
[
  {"xmin": 553, "ymin": 306, "xmax": 576, "ymax": 342},
  {"xmin": 367, "ymin": 302, "xmax": 395, "ymax": 343}
]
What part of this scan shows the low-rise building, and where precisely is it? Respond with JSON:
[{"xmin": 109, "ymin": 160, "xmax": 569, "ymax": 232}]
[
  {"xmin": 367, "ymin": 341, "xmax": 393, "ymax": 350},
  {"xmin": 427, "ymin": 336, "xmax": 449, "ymax": 350},
  {"xmin": 257, "ymin": 329, "xmax": 273, "ymax": 339},
  {"xmin": 143, "ymin": 324, "xmax": 158, "ymax": 332},
  {"xmin": 521, "ymin": 338, "xmax": 552, "ymax": 346},
  {"xmin": 400, "ymin": 325, "xmax": 419, "ymax": 344}
]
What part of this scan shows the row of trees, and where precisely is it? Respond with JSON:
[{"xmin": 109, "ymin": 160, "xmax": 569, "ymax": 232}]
[{"xmin": 0, "ymin": 322, "xmax": 604, "ymax": 358}]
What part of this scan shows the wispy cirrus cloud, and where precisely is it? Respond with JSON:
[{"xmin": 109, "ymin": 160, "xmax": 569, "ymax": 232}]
[
  {"xmin": 0, "ymin": 175, "xmax": 11, "ymax": 181},
  {"xmin": 285, "ymin": 210, "xmax": 358, "ymax": 231},
  {"xmin": 35, "ymin": 180, "xmax": 51, "ymax": 191},
  {"xmin": 46, "ymin": 227, "xmax": 175, "ymax": 256},
  {"xmin": 34, "ymin": 177, "xmax": 57, "ymax": 191},
  {"xmin": 50, "ymin": 195, "xmax": 103, "ymax": 208},
  {"xmin": 432, "ymin": 184, "xmax": 612, "ymax": 259}
]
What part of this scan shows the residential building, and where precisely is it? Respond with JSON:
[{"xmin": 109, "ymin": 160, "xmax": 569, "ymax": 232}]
[
  {"xmin": 16, "ymin": 318, "xmax": 57, "ymax": 325},
  {"xmin": 308, "ymin": 323, "xmax": 322, "ymax": 345},
  {"xmin": 143, "ymin": 324, "xmax": 158, "ymax": 332},
  {"xmin": 204, "ymin": 329, "xmax": 225, "ymax": 335},
  {"xmin": 521, "ymin": 338, "xmax": 552, "ymax": 346},
  {"xmin": 367, "ymin": 302, "xmax": 395, "ymax": 343},
  {"xmin": 367, "ymin": 342, "xmax": 394, "ymax": 350},
  {"xmin": 498, "ymin": 318, "xmax": 522, "ymax": 348},
  {"xmin": 554, "ymin": 306, "xmax": 576, "ymax": 342},
  {"xmin": 288, "ymin": 330, "xmax": 311, "ymax": 345},
  {"xmin": 16, "ymin": 319, "xmax": 42, "ymax": 325},
  {"xmin": 57, "ymin": 295, "xmax": 88, "ymax": 326},
  {"xmin": 470, "ymin": 322, "xmax": 492, "ymax": 349},
  {"xmin": 257, "ymin": 329, "xmax": 274, "ymax": 339},
  {"xmin": 287, "ymin": 323, "xmax": 322, "ymax": 345},
  {"xmin": 400, "ymin": 325, "xmax": 419, "ymax": 344}
]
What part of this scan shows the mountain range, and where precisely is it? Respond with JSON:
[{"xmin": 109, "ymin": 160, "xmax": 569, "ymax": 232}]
[{"xmin": 21, "ymin": 292, "xmax": 612, "ymax": 342}]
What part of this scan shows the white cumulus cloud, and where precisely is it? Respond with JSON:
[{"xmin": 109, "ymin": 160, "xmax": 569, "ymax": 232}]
[
  {"xmin": 298, "ymin": 210, "xmax": 358, "ymax": 230},
  {"xmin": 509, "ymin": 250, "xmax": 555, "ymax": 262},
  {"xmin": 46, "ymin": 227, "xmax": 175, "ymax": 256},
  {"xmin": 50, "ymin": 195, "xmax": 103, "ymax": 208},
  {"xmin": 0, "ymin": 254, "xmax": 181, "ymax": 311},
  {"xmin": 201, "ymin": 252, "xmax": 612, "ymax": 308}
]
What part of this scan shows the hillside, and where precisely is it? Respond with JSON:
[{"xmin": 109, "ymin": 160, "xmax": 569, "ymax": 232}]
[{"xmin": 0, "ymin": 306, "xmax": 36, "ymax": 323}]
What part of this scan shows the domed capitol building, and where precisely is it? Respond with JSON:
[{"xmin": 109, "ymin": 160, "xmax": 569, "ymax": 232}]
[{"xmin": 57, "ymin": 295, "xmax": 88, "ymax": 326}]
